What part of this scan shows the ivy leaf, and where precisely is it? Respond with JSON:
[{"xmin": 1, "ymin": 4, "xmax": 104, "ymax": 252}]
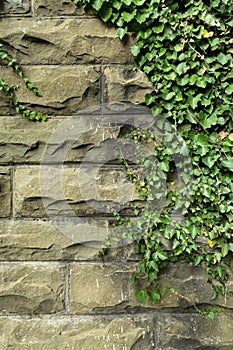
[
  {"xmin": 149, "ymin": 291, "xmax": 161, "ymax": 303},
  {"xmin": 131, "ymin": 44, "xmax": 140, "ymax": 56},
  {"xmin": 221, "ymin": 158, "xmax": 233, "ymax": 171},
  {"xmin": 117, "ymin": 27, "xmax": 128, "ymax": 39},
  {"xmin": 217, "ymin": 53, "xmax": 232, "ymax": 65},
  {"xmin": 100, "ymin": 6, "xmax": 112, "ymax": 21},
  {"xmin": 221, "ymin": 244, "xmax": 229, "ymax": 257},
  {"xmin": 225, "ymin": 84, "xmax": 233, "ymax": 95},
  {"xmin": 188, "ymin": 94, "xmax": 202, "ymax": 109},
  {"xmin": 162, "ymin": 91, "xmax": 176, "ymax": 100},
  {"xmin": 153, "ymin": 23, "xmax": 164, "ymax": 34},
  {"xmin": 194, "ymin": 133, "xmax": 211, "ymax": 156},
  {"xmin": 135, "ymin": 289, "xmax": 147, "ymax": 304},
  {"xmin": 202, "ymin": 13, "xmax": 219, "ymax": 26},
  {"xmin": 136, "ymin": 12, "xmax": 150, "ymax": 24},
  {"xmin": 92, "ymin": 0, "xmax": 104, "ymax": 11},
  {"xmin": 122, "ymin": 10, "xmax": 137, "ymax": 22},
  {"xmin": 176, "ymin": 62, "xmax": 189, "ymax": 75}
]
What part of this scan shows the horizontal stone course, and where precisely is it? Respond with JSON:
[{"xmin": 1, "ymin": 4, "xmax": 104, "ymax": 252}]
[
  {"xmin": 0, "ymin": 263, "xmax": 65, "ymax": 314},
  {"xmin": 0, "ymin": 316, "xmax": 154, "ymax": 349},
  {"xmin": 0, "ymin": 18, "xmax": 133, "ymax": 65},
  {"xmin": 32, "ymin": 0, "xmax": 85, "ymax": 16},
  {"xmin": 69, "ymin": 262, "xmax": 233, "ymax": 314},
  {"xmin": 0, "ymin": 219, "xmax": 117, "ymax": 261},
  {"xmin": 14, "ymin": 165, "xmax": 140, "ymax": 217},
  {"xmin": 0, "ymin": 66, "xmax": 100, "ymax": 116},
  {"xmin": 156, "ymin": 313, "xmax": 233, "ymax": 350},
  {"xmin": 0, "ymin": 116, "xmax": 122, "ymax": 164}
]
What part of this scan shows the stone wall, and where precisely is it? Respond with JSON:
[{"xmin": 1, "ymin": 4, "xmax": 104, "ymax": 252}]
[{"xmin": 0, "ymin": 1, "xmax": 232, "ymax": 349}]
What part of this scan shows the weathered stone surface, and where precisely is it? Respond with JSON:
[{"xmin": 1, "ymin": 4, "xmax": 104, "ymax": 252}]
[
  {"xmin": 32, "ymin": 0, "xmax": 85, "ymax": 16},
  {"xmin": 69, "ymin": 263, "xmax": 132, "ymax": 314},
  {"xmin": 0, "ymin": 219, "xmax": 119, "ymax": 261},
  {"xmin": 156, "ymin": 313, "xmax": 233, "ymax": 350},
  {"xmin": 0, "ymin": 18, "xmax": 134, "ymax": 65},
  {"xmin": 0, "ymin": 263, "xmax": 64, "ymax": 314},
  {"xmin": 126, "ymin": 262, "xmax": 233, "ymax": 310},
  {"xmin": 0, "ymin": 316, "xmax": 154, "ymax": 349},
  {"xmin": 14, "ymin": 166, "xmax": 140, "ymax": 217},
  {"xmin": 0, "ymin": 0, "xmax": 29, "ymax": 14},
  {"xmin": 0, "ymin": 167, "xmax": 11, "ymax": 218},
  {"xmin": 0, "ymin": 66, "xmax": 100, "ymax": 116},
  {"xmin": 0, "ymin": 117, "xmax": 122, "ymax": 164},
  {"xmin": 104, "ymin": 66, "xmax": 153, "ymax": 104}
]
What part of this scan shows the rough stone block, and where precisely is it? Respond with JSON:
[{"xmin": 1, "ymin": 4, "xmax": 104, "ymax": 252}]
[
  {"xmin": 69, "ymin": 263, "xmax": 132, "ymax": 314},
  {"xmin": 0, "ymin": 18, "xmax": 134, "ymax": 65},
  {"xmin": 0, "ymin": 219, "xmax": 118, "ymax": 261},
  {"xmin": 14, "ymin": 166, "xmax": 140, "ymax": 217},
  {"xmin": 0, "ymin": 0, "xmax": 29, "ymax": 14},
  {"xmin": 0, "ymin": 117, "xmax": 122, "ymax": 164},
  {"xmin": 0, "ymin": 316, "xmax": 154, "ymax": 349},
  {"xmin": 126, "ymin": 262, "xmax": 233, "ymax": 310},
  {"xmin": 0, "ymin": 167, "xmax": 11, "ymax": 218},
  {"xmin": 32, "ymin": 0, "xmax": 84, "ymax": 16},
  {"xmin": 156, "ymin": 313, "xmax": 233, "ymax": 350},
  {"xmin": 0, "ymin": 263, "xmax": 65, "ymax": 314},
  {"xmin": 0, "ymin": 66, "xmax": 100, "ymax": 116},
  {"xmin": 104, "ymin": 66, "xmax": 153, "ymax": 105}
]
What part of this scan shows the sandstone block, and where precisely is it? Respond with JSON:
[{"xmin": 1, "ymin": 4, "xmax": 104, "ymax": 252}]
[
  {"xmin": 128, "ymin": 263, "xmax": 233, "ymax": 310},
  {"xmin": 125, "ymin": 262, "xmax": 233, "ymax": 310},
  {"xmin": 0, "ymin": 116, "xmax": 122, "ymax": 164},
  {"xmin": 0, "ymin": 0, "xmax": 29, "ymax": 14},
  {"xmin": 0, "ymin": 263, "xmax": 65, "ymax": 314},
  {"xmin": 104, "ymin": 66, "xmax": 153, "ymax": 105},
  {"xmin": 0, "ymin": 219, "xmax": 118, "ymax": 261},
  {"xmin": 156, "ymin": 313, "xmax": 233, "ymax": 350},
  {"xmin": 0, "ymin": 167, "xmax": 11, "ymax": 217},
  {"xmin": 69, "ymin": 263, "xmax": 132, "ymax": 314},
  {"xmin": 0, "ymin": 66, "xmax": 100, "ymax": 116},
  {"xmin": 0, "ymin": 18, "xmax": 133, "ymax": 65},
  {"xmin": 32, "ymin": 0, "xmax": 84, "ymax": 16},
  {"xmin": 0, "ymin": 316, "xmax": 154, "ymax": 349},
  {"xmin": 14, "ymin": 166, "xmax": 140, "ymax": 217}
]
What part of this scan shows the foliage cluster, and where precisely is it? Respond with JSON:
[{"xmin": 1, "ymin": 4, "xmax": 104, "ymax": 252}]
[{"xmin": 78, "ymin": 0, "xmax": 233, "ymax": 310}]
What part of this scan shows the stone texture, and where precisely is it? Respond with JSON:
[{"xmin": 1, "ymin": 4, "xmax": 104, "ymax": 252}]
[
  {"xmin": 0, "ymin": 0, "xmax": 29, "ymax": 14},
  {"xmin": 0, "ymin": 167, "xmax": 11, "ymax": 217},
  {"xmin": 0, "ymin": 116, "xmax": 122, "ymax": 164},
  {"xmin": 0, "ymin": 66, "xmax": 100, "ymax": 116},
  {"xmin": 104, "ymin": 66, "xmax": 153, "ymax": 105},
  {"xmin": 69, "ymin": 263, "xmax": 132, "ymax": 314},
  {"xmin": 70, "ymin": 262, "xmax": 233, "ymax": 314},
  {"xmin": 0, "ymin": 105, "xmax": 154, "ymax": 163},
  {"xmin": 0, "ymin": 263, "xmax": 65, "ymax": 314},
  {"xmin": 0, "ymin": 18, "xmax": 134, "ymax": 65},
  {"xmin": 0, "ymin": 219, "xmax": 117, "ymax": 261},
  {"xmin": 127, "ymin": 262, "xmax": 233, "ymax": 310},
  {"xmin": 156, "ymin": 313, "xmax": 233, "ymax": 350},
  {"xmin": 0, "ymin": 316, "xmax": 154, "ymax": 349},
  {"xmin": 32, "ymin": 0, "xmax": 85, "ymax": 16},
  {"xmin": 14, "ymin": 166, "xmax": 140, "ymax": 217}
]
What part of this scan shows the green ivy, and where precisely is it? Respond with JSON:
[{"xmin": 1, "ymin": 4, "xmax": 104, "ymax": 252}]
[
  {"xmin": 77, "ymin": 0, "xmax": 233, "ymax": 313},
  {"xmin": 0, "ymin": 43, "xmax": 47, "ymax": 121}
]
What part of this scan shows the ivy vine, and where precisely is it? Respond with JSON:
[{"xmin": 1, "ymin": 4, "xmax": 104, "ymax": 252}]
[
  {"xmin": 77, "ymin": 0, "xmax": 233, "ymax": 312},
  {"xmin": 0, "ymin": 43, "xmax": 47, "ymax": 120}
]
